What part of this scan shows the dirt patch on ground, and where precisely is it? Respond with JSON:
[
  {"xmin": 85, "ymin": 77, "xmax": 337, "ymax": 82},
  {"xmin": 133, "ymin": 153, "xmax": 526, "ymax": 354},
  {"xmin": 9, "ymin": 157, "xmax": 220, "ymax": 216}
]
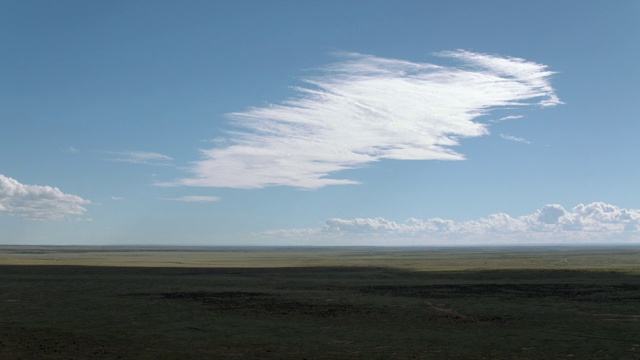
[{"xmin": 424, "ymin": 301, "xmax": 472, "ymax": 321}]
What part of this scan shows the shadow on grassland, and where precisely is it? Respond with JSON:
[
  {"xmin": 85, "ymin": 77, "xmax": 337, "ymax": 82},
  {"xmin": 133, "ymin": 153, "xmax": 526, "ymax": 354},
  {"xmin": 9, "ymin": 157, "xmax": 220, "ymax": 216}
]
[{"xmin": 1, "ymin": 265, "xmax": 640, "ymax": 359}]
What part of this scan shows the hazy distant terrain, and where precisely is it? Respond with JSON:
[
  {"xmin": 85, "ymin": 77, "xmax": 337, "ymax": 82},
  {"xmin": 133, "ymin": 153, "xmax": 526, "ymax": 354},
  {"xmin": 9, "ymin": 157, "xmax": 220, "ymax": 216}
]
[{"xmin": 1, "ymin": 246, "xmax": 639, "ymax": 359}]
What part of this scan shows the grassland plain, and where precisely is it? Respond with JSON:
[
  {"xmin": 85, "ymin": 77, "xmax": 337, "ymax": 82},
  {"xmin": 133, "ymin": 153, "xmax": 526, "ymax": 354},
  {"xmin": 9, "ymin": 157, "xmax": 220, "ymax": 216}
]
[{"xmin": 1, "ymin": 246, "xmax": 639, "ymax": 359}]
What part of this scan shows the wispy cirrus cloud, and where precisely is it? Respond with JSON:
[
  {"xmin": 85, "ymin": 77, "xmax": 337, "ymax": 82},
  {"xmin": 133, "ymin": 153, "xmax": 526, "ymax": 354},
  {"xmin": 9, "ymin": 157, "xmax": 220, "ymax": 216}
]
[
  {"xmin": 492, "ymin": 115, "xmax": 524, "ymax": 123},
  {"xmin": 178, "ymin": 50, "xmax": 560, "ymax": 190},
  {"xmin": 500, "ymin": 134, "xmax": 531, "ymax": 144},
  {"xmin": 104, "ymin": 151, "xmax": 173, "ymax": 166},
  {"xmin": 262, "ymin": 203, "xmax": 640, "ymax": 245},
  {"xmin": 62, "ymin": 146, "xmax": 79, "ymax": 154},
  {"xmin": 159, "ymin": 196, "xmax": 221, "ymax": 203},
  {"xmin": 0, "ymin": 174, "xmax": 91, "ymax": 220}
]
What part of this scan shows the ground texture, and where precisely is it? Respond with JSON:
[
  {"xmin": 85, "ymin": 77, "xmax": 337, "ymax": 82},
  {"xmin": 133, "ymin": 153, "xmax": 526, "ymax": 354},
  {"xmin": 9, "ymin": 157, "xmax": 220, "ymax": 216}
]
[{"xmin": 1, "ymin": 246, "xmax": 639, "ymax": 359}]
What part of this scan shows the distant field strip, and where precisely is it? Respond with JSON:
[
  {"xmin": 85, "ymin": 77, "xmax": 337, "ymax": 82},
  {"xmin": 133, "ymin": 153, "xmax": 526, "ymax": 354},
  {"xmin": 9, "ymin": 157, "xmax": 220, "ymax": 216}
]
[{"xmin": 1, "ymin": 246, "xmax": 639, "ymax": 272}]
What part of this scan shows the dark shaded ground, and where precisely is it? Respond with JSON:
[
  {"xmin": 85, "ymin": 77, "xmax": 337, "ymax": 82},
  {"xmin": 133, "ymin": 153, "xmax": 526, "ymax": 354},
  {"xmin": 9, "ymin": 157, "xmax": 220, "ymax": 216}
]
[{"xmin": 1, "ymin": 265, "xmax": 640, "ymax": 359}]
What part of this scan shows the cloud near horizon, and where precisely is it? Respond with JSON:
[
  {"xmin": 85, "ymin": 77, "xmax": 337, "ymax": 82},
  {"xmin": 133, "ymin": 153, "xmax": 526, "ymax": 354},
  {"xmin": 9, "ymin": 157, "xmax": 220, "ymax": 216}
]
[
  {"xmin": 178, "ymin": 50, "xmax": 561, "ymax": 190},
  {"xmin": 262, "ymin": 202, "xmax": 640, "ymax": 245},
  {"xmin": 0, "ymin": 174, "xmax": 91, "ymax": 220}
]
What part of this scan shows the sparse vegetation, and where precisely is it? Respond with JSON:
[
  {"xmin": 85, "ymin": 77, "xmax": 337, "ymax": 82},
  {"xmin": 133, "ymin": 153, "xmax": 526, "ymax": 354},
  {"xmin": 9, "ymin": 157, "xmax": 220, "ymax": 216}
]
[{"xmin": 1, "ymin": 246, "xmax": 639, "ymax": 359}]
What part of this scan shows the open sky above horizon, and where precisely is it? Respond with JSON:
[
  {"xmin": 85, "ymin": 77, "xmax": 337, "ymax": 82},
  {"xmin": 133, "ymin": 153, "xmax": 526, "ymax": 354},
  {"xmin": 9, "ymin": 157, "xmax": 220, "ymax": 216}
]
[{"xmin": 2, "ymin": 0, "xmax": 639, "ymax": 246}]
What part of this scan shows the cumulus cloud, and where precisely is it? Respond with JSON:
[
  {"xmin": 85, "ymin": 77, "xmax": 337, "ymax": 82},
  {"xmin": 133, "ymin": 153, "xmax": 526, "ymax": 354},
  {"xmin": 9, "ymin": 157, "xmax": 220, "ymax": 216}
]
[
  {"xmin": 105, "ymin": 151, "xmax": 173, "ymax": 166},
  {"xmin": 264, "ymin": 202, "xmax": 640, "ymax": 245},
  {"xmin": 178, "ymin": 50, "xmax": 560, "ymax": 189},
  {"xmin": 0, "ymin": 174, "xmax": 91, "ymax": 220},
  {"xmin": 159, "ymin": 196, "xmax": 221, "ymax": 203},
  {"xmin": 500, "ymin": 134, "xmax": 531, "ymax": 144}
]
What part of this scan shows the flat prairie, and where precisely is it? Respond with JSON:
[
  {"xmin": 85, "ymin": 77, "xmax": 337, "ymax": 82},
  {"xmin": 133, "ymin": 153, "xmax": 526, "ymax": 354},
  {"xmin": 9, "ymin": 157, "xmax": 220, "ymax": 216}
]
[{"xmin": 1, "ymin": 246, "xmax": 639, "ymax": 359}]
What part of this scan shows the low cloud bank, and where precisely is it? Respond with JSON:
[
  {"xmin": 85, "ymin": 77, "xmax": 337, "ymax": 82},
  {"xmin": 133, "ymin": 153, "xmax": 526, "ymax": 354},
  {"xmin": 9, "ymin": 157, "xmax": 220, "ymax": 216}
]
[
  {"xmin": 0, "ymin": 174, "xmax": 91, "ymax": 220},
  {"xmin": 263, "ymin": 202, "xmax": 640, "ymax": 245}
]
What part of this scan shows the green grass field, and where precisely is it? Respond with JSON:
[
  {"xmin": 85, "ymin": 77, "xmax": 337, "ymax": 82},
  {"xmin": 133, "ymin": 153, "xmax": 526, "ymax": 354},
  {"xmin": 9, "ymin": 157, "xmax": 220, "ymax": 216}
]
[{"xmin": 1, "ymin": 246, "xmax": 639, "ymax": 359}]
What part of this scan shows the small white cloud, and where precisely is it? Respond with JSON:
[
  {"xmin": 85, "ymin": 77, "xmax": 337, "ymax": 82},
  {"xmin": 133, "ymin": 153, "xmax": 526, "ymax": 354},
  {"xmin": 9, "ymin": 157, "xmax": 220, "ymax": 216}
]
[
  {"xmin": 500, "ymin": 134, "xmax": 531, "ymax": 144},
  {"xmin": 0, "ymin": 174, "xmax": 91, "ymax": 220},
  {"xmin": 178, "ymin": 50, "xmax": 560, "ymax": 190},
  {"xmin": 111, "ymin": 196, "xmax": 124, "ymax": 201},
  {"xmin": 263, "ymin": 202, "xmax": 640, "ymax": 245},
  {"xmin": 492, "ymin": 115, "xmax": 524, "ymax": 123},
  {"xmin": 63, "ymin": 146, "xmax": 79, "ymax": 154},
  {"xmin": 104, "ymin": 151, "xmax": 173, "ymax": 166},
  {"xmin": 159, "ymin": 196, "xmax": 221, "ymax": 203},
  {"xmin": 203, "ymin": 137, "xmax": 229, "ymax": 145}
]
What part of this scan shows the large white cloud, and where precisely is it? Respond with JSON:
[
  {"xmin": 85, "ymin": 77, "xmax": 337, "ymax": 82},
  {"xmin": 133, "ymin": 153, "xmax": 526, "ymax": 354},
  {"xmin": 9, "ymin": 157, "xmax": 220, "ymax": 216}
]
[
  {"xmin": 263, "ymin": 203, "xmax": 640, "ymax": 245},
  {"xmin": 0, "ymin": 174, "xmax": 91, "ymax": 220},
  {"xmin": 179, "ymin": 50, "xmax": 561, "ymax": 189}
]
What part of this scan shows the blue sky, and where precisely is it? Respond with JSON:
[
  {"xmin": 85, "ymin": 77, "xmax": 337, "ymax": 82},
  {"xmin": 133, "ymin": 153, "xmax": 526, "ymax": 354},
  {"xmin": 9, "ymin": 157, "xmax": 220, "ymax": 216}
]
[{"xmin": 1, "ymin": 0, "xmax": 639, "ymax": 245}]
